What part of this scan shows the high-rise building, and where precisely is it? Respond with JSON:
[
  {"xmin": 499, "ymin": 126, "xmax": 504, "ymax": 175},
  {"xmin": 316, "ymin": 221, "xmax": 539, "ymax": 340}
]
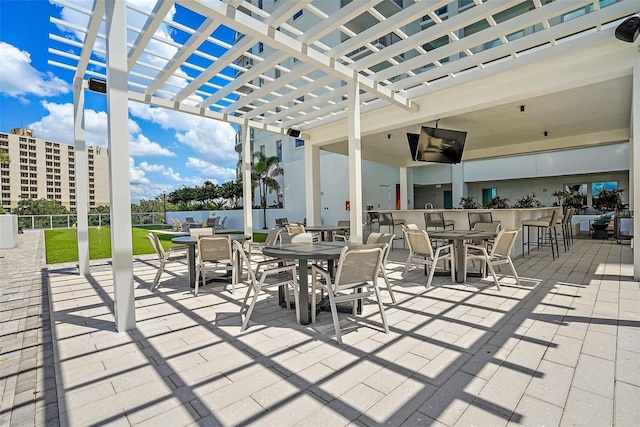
[{"xmin": 0, "ymin": 128, "xmax": 110, "ymax": 212}]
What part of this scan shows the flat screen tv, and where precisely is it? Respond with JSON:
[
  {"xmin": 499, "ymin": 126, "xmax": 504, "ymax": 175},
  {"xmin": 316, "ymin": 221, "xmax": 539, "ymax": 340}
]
[{"xmin": 407, "ymin": 126, "xmax": 467, "ymax": 164}]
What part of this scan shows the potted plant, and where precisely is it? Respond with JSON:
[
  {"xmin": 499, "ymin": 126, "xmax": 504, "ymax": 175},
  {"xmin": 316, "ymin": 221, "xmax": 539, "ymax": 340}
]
[
  {"xmin": 593, "ymin": 188, "xmax": 625, "ymax": 213},
  {"xmin": 458, "ymin": 196, "xmax": 481, "ymax": 209},
  {"xmin": 552, "ymin": 189, "xmax": 586, "ymax": 213},
  {"xmin": 513, "ymin": 193, "xmax": 543, "ymax": 208},
  {"xmin": 485, "ymin": 195, "xmax": 510, "ymax": 209}
]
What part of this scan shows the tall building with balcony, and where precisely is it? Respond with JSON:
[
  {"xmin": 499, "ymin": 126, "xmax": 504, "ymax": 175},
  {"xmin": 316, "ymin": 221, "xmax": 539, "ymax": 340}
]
[{"xmin": 0, "ymin": 128, "xmax": 110, "ymax": 212}]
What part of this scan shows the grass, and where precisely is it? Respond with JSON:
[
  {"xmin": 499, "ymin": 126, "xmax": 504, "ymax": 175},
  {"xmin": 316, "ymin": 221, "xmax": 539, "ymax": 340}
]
[{"xmin": 44, "ymin": 227, "xmax": 268, "ymax": 264}]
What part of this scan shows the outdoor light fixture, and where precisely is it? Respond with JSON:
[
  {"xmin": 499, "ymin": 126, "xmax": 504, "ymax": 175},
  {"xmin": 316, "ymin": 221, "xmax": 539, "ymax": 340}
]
[
  {"xmin": 544, "ymin": 131, "xmax": 548, "ymax": 137},
  {"xmin": 286, "ymin": 128, "xmax": 301, "ymax": 137},
  {"xmin": 615, "ymin": 15, "xmax": 640, "ymax": 43},
  {"xmin": 88, "ymin": 77, "xmax": 107, "ymax": 93},
  {"xmin": 520, "ymin": 105, "xmax": 525, "ymax": 113}
]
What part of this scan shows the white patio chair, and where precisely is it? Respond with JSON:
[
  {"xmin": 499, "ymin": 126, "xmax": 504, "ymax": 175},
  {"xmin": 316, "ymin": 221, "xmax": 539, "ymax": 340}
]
[
  {"xmin": 195, "ymin": 235, "xmax": 234, "ymax": 296},
  {"xmin": 464, "ymin": 228, "xmax": 521, "ymax": 290},
  {"xmin": 190, "ymin": 227, "xmax": 214, "ymax": 236},
  {"xmin": 310, "ymin": 243, "xmax": 389, "ymax": 344},
  {"xmin": 145, "ymin": 232, "xmax": 187, "ymax": 290},
  {"xmin": 366, "ymin": 232, "xmax": 396, "ymax": 303},
  {"xmin": 233, "ymin": 241, "xmax": 299, "ymax": 332},
  {"xmin": 246, "ymin": 227, "xmax": 281, "ymax": 263},
  {"xmin": 402, "ymin": 229, "xmax": 454, "ymax": 288}
]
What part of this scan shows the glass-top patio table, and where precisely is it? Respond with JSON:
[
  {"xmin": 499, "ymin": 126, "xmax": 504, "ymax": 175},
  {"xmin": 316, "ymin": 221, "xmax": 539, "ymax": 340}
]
[
  {"xmin": 429, "ymin": 230, "xmax": 496, "ymax": 283},
  {"xmin": 263, "ymin": 241, "xmax": 348, "ymax": 324}
]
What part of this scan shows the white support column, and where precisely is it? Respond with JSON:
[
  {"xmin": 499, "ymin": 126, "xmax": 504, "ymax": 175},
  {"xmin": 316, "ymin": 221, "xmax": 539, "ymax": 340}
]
[
  {"xmin": 241, "ymin": 122, "xmax": 253, "ymax": 236},
  {"xmin": 73, "ymin": 77, "xmax": 90, "ymax": 276},
  {"xmin": 451, "ymin": 163, "xmax": 465, "ymax": 208},
  {"xmin": 632, "ymin": 60, "xmax": 640, "ymax": 280},
  {"xmin": 347, "ymin": 78, "xmax": 363, "ymax": 243},
  {"xmin": 105, "ymin": 0, "xmax": 135, "ymax": 332},
  {"xmin": 399, "ymin": 167, "xmax": 408, "ymax": 210},
  {"xmin": 304, "ymin": 142, "xmax": 321, "ymax": 226}
]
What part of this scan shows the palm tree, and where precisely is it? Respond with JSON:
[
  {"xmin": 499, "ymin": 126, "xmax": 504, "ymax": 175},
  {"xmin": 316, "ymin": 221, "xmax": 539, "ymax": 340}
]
[{"xmin": 251, "ymin": 152, "xmax": 283, "ymax": 229}]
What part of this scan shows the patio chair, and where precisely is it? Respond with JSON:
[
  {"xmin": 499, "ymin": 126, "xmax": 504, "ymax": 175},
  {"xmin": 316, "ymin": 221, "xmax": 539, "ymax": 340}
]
[
  {"xmin": 366, "ymin": 212, "xmax": 380, "ymax": 233},
  {"xmin": 206, "ymin": 217, "xmax": 219, "ymax": 228},
  {"xmin": 216, "ymin": 217, "xmax": 227, "ymax": 230},
  {"xmin": 468, "ymin": 212, "xmax": 493, "ymax": 229},
  {"xmin": 286, "ymin": 223, "xmax": 306, "ymax": 234},
  {"xmin": 169, "ymin": 218, "xmax": 182, "ymax": 232},
  {"xmin": 522, "ymin": 210, "xmax": 560, "ymax": 260},
  {"xmin": 234, "ymin": 241, "xmax": 299, "ymax": 332},
  {"xmin": 334, "ymin": 220, "xmax": 351, "ymax": 242},
  {"xmin": 145, "ymin": 232, "xmax": 187, "ymax": 290},
  {"xmin": 195, "ymin": 235, "xmax": 234, "ymax": 296},
  {"xmin": 464, "ymin": 228, "xmax": 521, "ymax": 290},
  {"xmin": 185, "ymin": 216, "xmax": 198, "ymax": 225},
  {"xmin": 190, "ymin": 227, "xmax": 214, "ymax": 236},
  {"xmin": 280, "ymin": 232, "xmax": 314, "ymax": 244},
  {"xmin": 378, "ymin": 212, "xmax": 405, "ymax": 250},
  {"xmin": 424, "ymin": 212, "xmax": 454, "ymax": 230},
  {"xmin": 366, "ymin": 232, "xmax": 396, "ymax": 303},
  {"xmin": 275, "ymin": 217, "xmax": 289, "ymax": 227},
  {"xmin": 246, "ymin": 227, "xmax": 281, "ymax": 263},
  {"xmin": 402, "ymin": 223, "xmax": 420, "ymax": 231},
  {"xmin": 402, "ymin": 229, "xmax": 454, "ymax": 289},
  {"xmin": 310, "ymin": 243, "xmax": 389, "ymax": 345}
]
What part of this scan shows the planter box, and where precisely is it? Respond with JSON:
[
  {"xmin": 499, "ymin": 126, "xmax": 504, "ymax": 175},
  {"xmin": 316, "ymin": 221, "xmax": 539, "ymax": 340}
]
[{"xmin": 0, "ymin": 214, "xmax": 19, "ymax": 249}]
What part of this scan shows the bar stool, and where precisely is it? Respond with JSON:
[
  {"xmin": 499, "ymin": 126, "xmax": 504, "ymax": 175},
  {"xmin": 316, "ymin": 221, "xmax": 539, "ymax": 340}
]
[
  {"xmin": 379, "ymin": 212, "xmax": 405, "ymax": 250},
  {"xmin": 521, "ymin": 210, "xmax": 560, "ymax": 260}
]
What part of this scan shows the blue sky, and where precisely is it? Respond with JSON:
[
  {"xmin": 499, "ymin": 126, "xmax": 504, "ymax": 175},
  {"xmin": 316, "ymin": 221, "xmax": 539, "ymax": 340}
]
[{"xmin": 0, "ymin": 0, "xmax": 241, "ymax": 203}]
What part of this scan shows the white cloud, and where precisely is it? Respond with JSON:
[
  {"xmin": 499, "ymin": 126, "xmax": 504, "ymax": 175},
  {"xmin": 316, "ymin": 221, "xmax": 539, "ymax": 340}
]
[
  {"xmin": 129, "ymin": 158, "xmax": 149, "ymax": 185},
  {"xmin": 128, "ymin": 103, "xmax": 238, "ymax": 165},
  {"xmin": 29, "ymin": 101, "xmax": 108, "ymax": 146},
  {"xmin": 186, "ymin": 157, "xmax": 236, "ymax": 183},
  {"xmin": 129, "ymin": 134, "xmax": 175, "ymax": 157},
  {"xmin": 138, "ymin": 161, "xmax": 166, "ymax": 173},
  {"xmin": 0, "ymin": 42, "xmax": 71, "ymax": 100}
]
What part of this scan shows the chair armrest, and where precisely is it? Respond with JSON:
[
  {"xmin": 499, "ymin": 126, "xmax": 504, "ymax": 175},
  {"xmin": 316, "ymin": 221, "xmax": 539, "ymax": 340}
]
[{"xmin": 434, "ymin": 244, "xmax": 453, "ymax": 256}]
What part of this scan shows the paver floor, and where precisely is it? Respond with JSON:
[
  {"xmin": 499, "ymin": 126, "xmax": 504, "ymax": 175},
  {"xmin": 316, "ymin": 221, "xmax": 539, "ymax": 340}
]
[{"xmin": 1, "ymin": 230, "xmax": 638, "ymax": 426}]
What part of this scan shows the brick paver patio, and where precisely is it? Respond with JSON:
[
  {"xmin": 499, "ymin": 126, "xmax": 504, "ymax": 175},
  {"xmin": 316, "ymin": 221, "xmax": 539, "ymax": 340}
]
[{"xmin": 1, "ymin": 230, "xmax": 638, "ymax": 426}]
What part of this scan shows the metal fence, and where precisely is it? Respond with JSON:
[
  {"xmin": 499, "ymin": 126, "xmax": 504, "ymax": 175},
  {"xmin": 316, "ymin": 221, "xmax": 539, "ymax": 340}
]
[{"xmin": 17, "ymin": 212, "xmax": 165, "ymax": 230}]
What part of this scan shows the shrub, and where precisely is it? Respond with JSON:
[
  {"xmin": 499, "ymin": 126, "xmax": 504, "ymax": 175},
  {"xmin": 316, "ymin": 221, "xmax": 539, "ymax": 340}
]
[
  {"xmin": 458, "ymin": 196, "xmax": 481, "ymax": 209},
  {"xmin": 513, "ymin": 193, "xmax": 543, "ymax": 208},
  {"xmin": 485, "ymin": 195, "xmax": 510, "ymax": 209}
]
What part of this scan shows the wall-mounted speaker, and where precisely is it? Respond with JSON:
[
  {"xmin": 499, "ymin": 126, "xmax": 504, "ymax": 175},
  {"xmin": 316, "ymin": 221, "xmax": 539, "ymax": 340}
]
[
  {"xmin": 286, "ymin": 128, "xmax": 301, "ymax": 137},
  {"xmin": 615, "ymin": 15, "xmax": 640, "ymax": 43},
  {"xmin": 88, "ymin": 78, "xmax": 107, "ymax": 94}
]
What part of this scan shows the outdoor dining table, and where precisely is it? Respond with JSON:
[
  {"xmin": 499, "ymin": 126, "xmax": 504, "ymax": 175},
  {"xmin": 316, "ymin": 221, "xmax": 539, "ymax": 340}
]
[
  {"xmin": 429, "ymin": 229, "xmax": 496, "ymax": 283},
  {"xmin": 262, "ymin": 241, "xmax": 349, "ymax": 324},
  {"xmin": 171, "ymin": 234, "xmax": 251, "ymax": 288},
  {"xmin": 304, "ymin": 225, "xmax": 350, "ymax": 242}
]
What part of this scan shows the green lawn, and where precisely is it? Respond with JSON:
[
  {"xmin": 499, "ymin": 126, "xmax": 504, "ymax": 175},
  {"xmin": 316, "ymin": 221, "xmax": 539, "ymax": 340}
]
[{"xmin": 44, "ymin": 227, "xmax": 267, "ymax": 264}]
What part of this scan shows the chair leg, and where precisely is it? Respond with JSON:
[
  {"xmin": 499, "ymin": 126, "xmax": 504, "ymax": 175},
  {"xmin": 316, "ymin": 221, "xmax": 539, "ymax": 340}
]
[
  {"xmin": 426, "ymin": 260, "xmax": 437, "ymax": 289},
  {"xmin": 401, "ymin": 254, "xmax": 412, "ymax": 279},
  {"xmin": 240, "ymin": 284, "xmax": 252, "ymax": 314},
  {"xmin": 291, "ymin": 279, "xmax": 300, "ymax": 324},
  {"xmin": 152, "ymin": 260, "xmax": 164, "ymax": 290},
  {"xmin": 327, "ymin": 291, "xmax": 343, "ymax": 345},
  {"xmin": 507, "ymin": 258, "xmax": 520, "ymax": 285},
  {"xmin": 372, "ymin": 284, "xmax": 389, "ymax": 334},
  {"xmin": 486, "ymin": 262, "xmax": 501, "ymax": 291},
  {"xmin": 380, "ymin": 269, "xmax": 396, "ymax": 303},
  {"xmin": 194, "ymin": 266, "xmax": 200, "ymax": 296},
  {"xmin": 241, "ymin": 285, "xmax": 261, "ymax": 332}
]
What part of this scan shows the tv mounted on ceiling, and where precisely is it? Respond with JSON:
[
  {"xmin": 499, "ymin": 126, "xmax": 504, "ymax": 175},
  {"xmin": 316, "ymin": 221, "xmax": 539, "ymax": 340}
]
[{"xmin": 407, "ymin": 126, "xmax": 467, "ymax": 164}]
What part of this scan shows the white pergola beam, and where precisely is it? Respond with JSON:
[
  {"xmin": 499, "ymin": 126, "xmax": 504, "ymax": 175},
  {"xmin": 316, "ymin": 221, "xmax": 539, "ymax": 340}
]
[
  {"xmin": 190, "ymin": 0, "xmax": 415, "ymax": 111},
  {"xmin": 127, "ymin": 1, "xmax": 174, "ymax": 71}
]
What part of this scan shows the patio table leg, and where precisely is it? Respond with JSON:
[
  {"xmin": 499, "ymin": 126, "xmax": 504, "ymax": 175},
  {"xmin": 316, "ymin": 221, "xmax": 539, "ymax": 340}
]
[{"xmin": 187, "ymin": 245, "xmax": 196, "ymax": 288}]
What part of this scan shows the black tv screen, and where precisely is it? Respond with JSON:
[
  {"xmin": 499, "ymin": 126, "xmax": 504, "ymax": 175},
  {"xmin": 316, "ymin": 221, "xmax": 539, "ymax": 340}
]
[{"xmin": 407, "ymin": 126, "xmax": 467, "ymax": 164}]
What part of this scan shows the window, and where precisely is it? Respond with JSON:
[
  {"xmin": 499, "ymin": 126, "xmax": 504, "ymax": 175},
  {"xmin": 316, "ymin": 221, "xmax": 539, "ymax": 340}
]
[
  {"xmin": 482, "ymin": 188, "xmax": 497, "ymax": 206},
  {"xmin": 591, "ymin": 181, "xmax": 617, "ymax": 194},
  {"xmin": 295, "ymin": 138, "xmax": 304, "ymax": 148},
  {"xmin": 260, "ymin": 145, "xmax": 266, "ymax": 155},
  {"xmin": 257, "ymin": 42, "xmax": 264, "ymax": 54},
  {"xmin": 276, "ymin": 140, "xmax": 282, "ymax": 162},
  {"xmin": 293, "ymin": 9, "xmax": 303, "ymax": 20}
]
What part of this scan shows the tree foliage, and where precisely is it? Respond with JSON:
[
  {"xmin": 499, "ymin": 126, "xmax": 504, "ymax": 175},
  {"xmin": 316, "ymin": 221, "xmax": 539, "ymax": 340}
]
[
  {"xmin": 251, "ymin": 151, "xmax": 283, "ymax": 229},
  {"xmin": 14, "ymin": 198, "xmax": 70, "ymax": 216},
  {"xmin": 166, "ymin": 179, "xmax": 244, "ymax": 211}
]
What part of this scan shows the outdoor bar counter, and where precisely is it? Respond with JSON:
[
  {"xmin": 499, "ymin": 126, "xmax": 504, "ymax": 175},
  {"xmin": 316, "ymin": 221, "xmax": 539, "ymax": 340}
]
[{"xmin": 370, "ymin": 207, "xmax": 560, "ymax": 257}]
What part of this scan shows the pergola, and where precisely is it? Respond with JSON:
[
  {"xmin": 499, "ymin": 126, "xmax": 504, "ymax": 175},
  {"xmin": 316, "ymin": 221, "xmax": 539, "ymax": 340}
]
[{"xmin": 48, "ymin": 0, "xmax": 640, "ymax": 331}]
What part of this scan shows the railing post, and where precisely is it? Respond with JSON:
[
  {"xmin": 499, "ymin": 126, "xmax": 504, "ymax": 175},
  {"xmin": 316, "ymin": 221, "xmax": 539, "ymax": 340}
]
[
  {"xmin": 49, "ymin": 216, "xmax": 53, "ymax": 229},
  {"xmin": 31, "ymin": 216, "xmax": 34, "ymax": 229}
]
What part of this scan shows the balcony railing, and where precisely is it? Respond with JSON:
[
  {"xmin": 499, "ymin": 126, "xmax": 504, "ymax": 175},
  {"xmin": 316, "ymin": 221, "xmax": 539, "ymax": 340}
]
[{"xmin": 17, "ymin": 212, "xmax": 166, "ymax": 230}]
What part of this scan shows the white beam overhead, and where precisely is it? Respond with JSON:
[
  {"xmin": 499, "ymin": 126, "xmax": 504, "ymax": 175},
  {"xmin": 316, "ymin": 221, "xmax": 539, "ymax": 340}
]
[
  {"xmin": 189, "ymin": 0, "xmax": 416, "ymax": 112},
  {"xmin": 127, "ymin": 0, "xmax": 175, "ymax": 71}
]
